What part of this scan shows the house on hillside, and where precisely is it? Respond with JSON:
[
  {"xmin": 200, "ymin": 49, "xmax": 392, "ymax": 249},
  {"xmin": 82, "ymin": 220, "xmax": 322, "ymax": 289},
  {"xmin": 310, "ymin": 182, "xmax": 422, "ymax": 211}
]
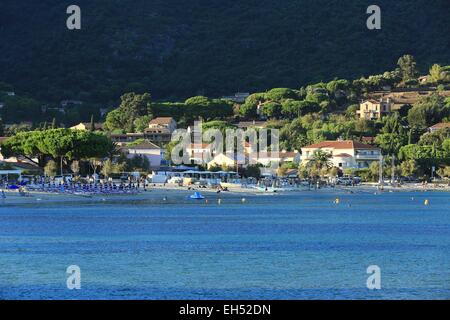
[
  {"xmin": 148, "ymin": 117, "xmax": 177, "ymax": 133},
  {"xmin": 357, "ymin": 99, "xmax": 392, "ymax": 120},
  {"xmin": 301, "ymin": 140, "xmax": 381, "ymax": 170},
  {"xmin": 120, "ymin": 140, "xmax": 162, "ymax": 169}
]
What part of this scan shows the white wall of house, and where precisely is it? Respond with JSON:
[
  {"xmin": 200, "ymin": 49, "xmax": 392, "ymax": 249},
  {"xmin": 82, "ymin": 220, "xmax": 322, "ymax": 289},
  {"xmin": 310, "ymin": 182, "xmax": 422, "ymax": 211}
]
[
  {"xmin": 126, "ymin": 148, "xmax": 162, "ymax": 168},
  {"xmin": 302, "ymin": 146, "xmax": 381, "ymax": 170}
]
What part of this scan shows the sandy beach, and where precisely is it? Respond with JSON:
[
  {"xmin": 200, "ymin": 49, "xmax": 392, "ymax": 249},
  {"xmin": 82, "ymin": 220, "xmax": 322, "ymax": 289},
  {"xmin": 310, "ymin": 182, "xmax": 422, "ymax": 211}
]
[{"xmin": 1, "ymin": 182, "xmax": 448, "ymax": 206}]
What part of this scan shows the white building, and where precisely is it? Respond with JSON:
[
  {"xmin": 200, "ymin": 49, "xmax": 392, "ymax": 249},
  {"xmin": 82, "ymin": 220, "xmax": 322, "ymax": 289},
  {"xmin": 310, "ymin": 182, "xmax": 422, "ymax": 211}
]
[
  {"xmin": 357, "ymin": 99, "xmax": 392, "ymax": 120},
  {"xmin": 301, "ymin": 140, "xmax": 381, "ymax": 169},
  {"xmin": 121, "ymin": 140, "xmax": 162, "ymax": 169},
  {"xmin": 186, "ymin": 143, "xmax": 214, "ymax": 163},
  {"xmin": 256, "ymin": 150, "xmax": 301, "ymax": 166}
]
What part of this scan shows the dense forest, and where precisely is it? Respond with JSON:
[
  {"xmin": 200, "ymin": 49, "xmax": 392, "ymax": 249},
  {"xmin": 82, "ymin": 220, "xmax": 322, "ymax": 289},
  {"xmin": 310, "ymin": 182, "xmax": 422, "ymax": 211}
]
[{"xmin": 0, "ymin": 0, "xmax": 449, "ymax": 105}]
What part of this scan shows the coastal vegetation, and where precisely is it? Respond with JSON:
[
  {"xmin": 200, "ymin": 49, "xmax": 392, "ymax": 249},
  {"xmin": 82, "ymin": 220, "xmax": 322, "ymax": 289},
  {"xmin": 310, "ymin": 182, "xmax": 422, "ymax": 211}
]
[
  {"xmin": 1, "ymin": 129, "xmax": 116, "ymax": 175},
  {"xmin": 1, "ymin": 54, "xmax": 450, "ymax": 181}
]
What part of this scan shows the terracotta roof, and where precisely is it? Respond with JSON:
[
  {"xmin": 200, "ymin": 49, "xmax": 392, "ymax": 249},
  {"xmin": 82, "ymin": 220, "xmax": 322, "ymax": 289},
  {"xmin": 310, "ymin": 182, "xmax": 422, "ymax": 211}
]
[
  {"xmin": 280, "ymin": 151, "xmax": 299, "ymax": 158},
  {"xmin": 303, "ymin": 140, "xmax": 379, "ymax": 150},
  {"xmin": 362, "ymin": 99, "xmax": 381, "ymax": 105},
  {"xmin": 149, "ymin": 117, "xmax": 175, "ymax": 125},
  {"xmin": 334, "ymin": 153, "xmax": 352, "ymax": 158},
  {"xmin": 430, "ymin": 123, "xmax": 450, "ymax": 130}
]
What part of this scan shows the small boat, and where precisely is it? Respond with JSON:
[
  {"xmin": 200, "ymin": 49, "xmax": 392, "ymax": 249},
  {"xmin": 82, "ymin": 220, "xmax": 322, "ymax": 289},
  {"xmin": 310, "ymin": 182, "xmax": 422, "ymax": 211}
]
[{"xmin": 189, "ymin": 192, "xmax": 205, "ymax": 200}]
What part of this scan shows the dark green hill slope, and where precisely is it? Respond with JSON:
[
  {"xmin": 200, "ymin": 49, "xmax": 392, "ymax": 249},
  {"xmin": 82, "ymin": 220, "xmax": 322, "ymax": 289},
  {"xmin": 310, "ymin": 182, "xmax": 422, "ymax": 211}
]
[{"xmin": 0, "ymin": 0, "xmax": 448, "ymax": 103}]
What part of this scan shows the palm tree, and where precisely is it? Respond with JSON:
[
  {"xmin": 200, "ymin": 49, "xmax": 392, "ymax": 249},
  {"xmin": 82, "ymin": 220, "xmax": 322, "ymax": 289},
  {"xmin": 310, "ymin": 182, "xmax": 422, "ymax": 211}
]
[
  {"xmin": 308, "ymin": 150, "xmax": 333, "ymax": 171},
  {"xmin": 306, "ymin": 149, "xmax": 333, "ymax": 183}
]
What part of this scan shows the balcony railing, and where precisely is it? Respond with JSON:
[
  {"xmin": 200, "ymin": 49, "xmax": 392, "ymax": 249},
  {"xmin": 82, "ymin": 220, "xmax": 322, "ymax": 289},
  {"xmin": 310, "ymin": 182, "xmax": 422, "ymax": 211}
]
[{"xmin": 355, "ymin": 154, "xmax": 381, "ymax": 160}]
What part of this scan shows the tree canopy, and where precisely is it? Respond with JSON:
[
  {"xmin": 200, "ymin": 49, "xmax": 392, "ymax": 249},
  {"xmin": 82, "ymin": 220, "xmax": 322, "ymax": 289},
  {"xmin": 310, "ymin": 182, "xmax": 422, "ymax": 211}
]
[{"xmin": 1, "ymin": 129, "xmax": 115, "ymax": 167}]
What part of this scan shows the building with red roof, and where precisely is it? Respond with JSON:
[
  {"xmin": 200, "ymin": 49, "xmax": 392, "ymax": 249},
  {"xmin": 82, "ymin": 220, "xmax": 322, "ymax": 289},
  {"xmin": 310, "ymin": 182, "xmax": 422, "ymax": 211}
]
[{"xmin": 301, "ymin": 140, "xmax": 381, "ymax": 169}]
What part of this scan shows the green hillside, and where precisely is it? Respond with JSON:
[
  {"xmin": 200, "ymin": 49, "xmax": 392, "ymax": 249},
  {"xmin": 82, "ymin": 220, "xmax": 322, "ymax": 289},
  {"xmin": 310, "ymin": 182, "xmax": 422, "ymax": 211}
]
[{"xmin": 0, "ymin": 0, "xmax": 449, "ymax": 103}]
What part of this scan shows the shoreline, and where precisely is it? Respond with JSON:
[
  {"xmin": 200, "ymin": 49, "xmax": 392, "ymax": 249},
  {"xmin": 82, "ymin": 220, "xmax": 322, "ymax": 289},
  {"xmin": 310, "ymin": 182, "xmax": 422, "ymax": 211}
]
[{"xmin": 1, "ymin": 182, "xmax": 448, "ymax": 202}]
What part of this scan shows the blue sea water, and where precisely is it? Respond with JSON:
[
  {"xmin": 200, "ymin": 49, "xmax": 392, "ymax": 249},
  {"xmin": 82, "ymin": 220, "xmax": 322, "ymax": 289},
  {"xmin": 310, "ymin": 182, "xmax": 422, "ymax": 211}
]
[{"xmin": 0, "ymin": 190, "xmax": 449, "ymax": 300}]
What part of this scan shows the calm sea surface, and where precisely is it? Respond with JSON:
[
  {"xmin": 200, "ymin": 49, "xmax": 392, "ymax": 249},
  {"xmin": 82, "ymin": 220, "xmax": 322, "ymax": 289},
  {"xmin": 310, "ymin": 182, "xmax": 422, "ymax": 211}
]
[{"xmin": 0, "ymin": 190, "xmax": 449, "ymax": 300}]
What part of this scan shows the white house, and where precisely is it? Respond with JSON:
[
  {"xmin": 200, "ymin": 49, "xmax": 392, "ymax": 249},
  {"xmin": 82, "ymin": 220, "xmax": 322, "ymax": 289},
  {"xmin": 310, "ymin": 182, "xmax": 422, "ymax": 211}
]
[
  {"xmin": 121, "ymin": 140, "xmax": 162, "ymax": 169},
  {"xmin": 256, "ymin": 150, "xmax": 301, "ymax": 166},
  {"xmin": 357, "ymin": 99, "xmax": 392, "ymax": 120},
  {"xmin": 186, "ymin": 143, "xmax": 214, "ymax": 163},
  {"xmin": 301, "ymin": 140, "xmax": 381, "ymax": 170}
]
